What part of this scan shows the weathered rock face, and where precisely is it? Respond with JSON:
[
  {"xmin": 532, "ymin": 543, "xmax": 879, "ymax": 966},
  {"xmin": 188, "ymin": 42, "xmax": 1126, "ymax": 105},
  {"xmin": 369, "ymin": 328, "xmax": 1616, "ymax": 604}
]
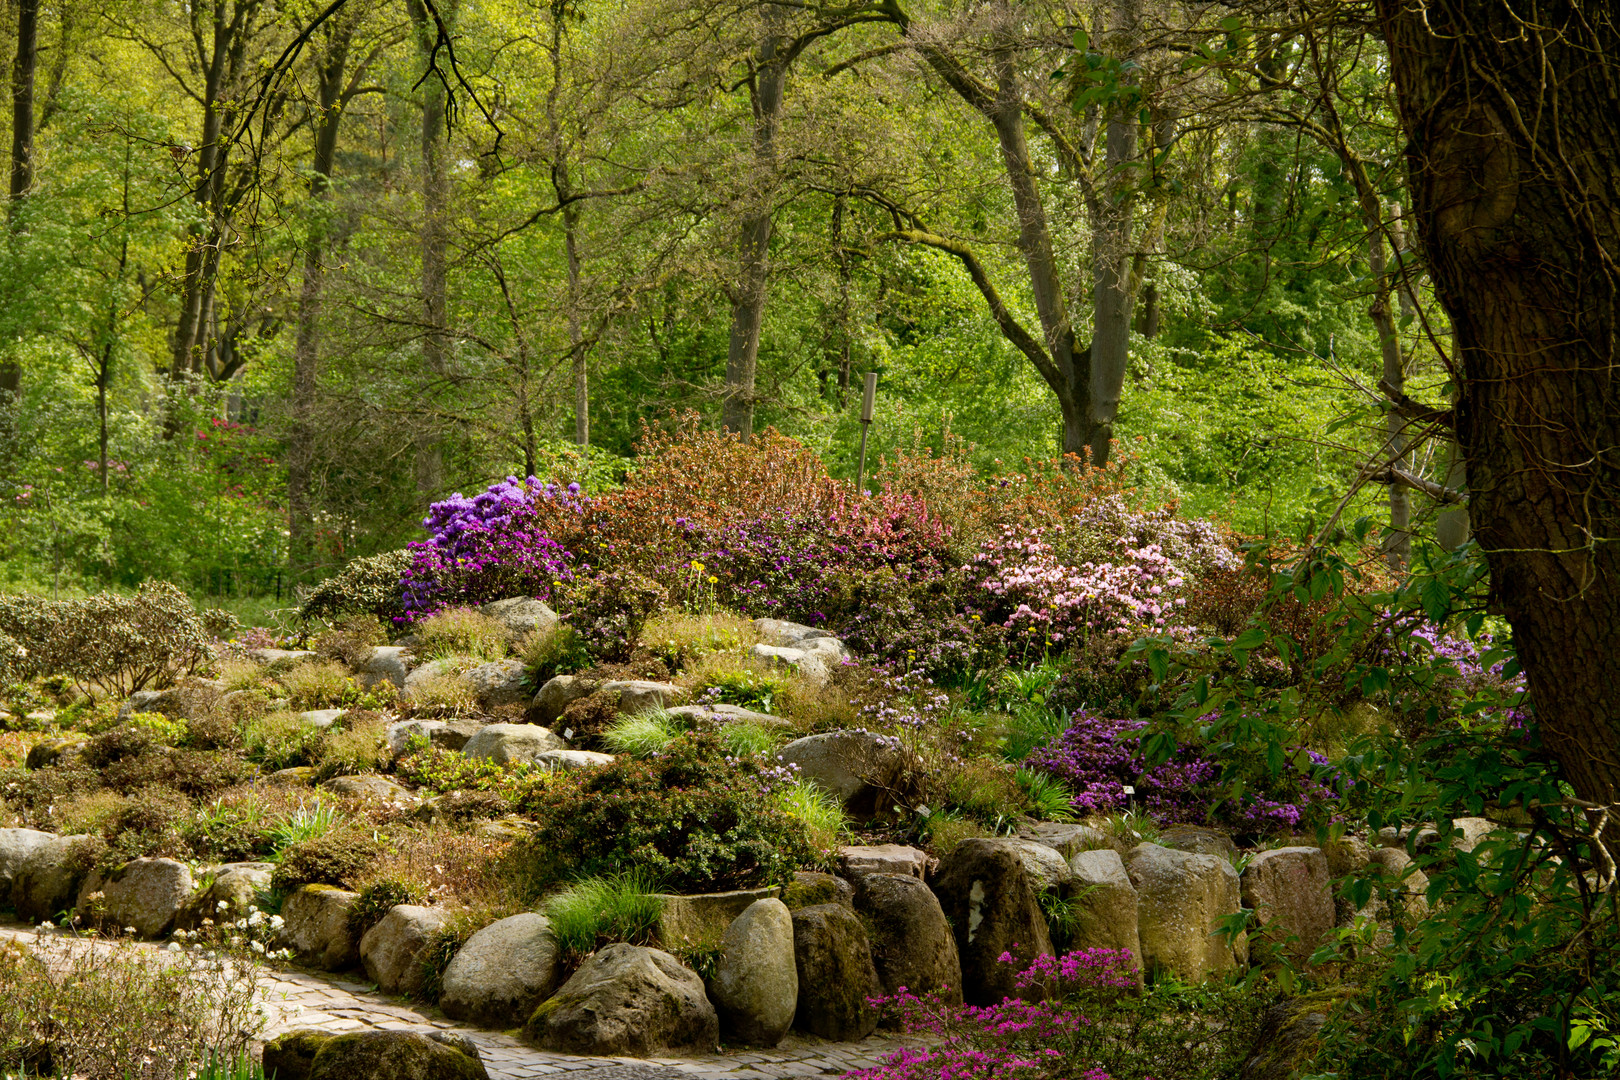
[
  {"xmin": 1240, "ymin": 847, "xmax": 1335, "ymax": 967},
  {"xmin": 523, "ymin": 943, "xmax": 718, "ymax": 1056},
  {"xmin": 790, "ymin": 903, "xmax": 882, "ymax": 1040},
  {"xmin": 262, "ymin": 1028, "xmax": 332, "ymax": 1080},
  {"xmin": 1017, "ymin": 822, "xmax": 1113, "ymax": 860},
  {"xmin": 536, "ymin": 749, "xmax": 616, "ymax": 771},
  {"xmin": 783, "ymin": 871, "xmax": 855, "ymax": 910},
  {"xmin": 932, "ymin": 839, "xmax": 1054, "ymax": 1005},
  {"xmin": 1158, "ymin": 824, "xmax": 1241, "ymax": 862},
  {"xmin": 463, "ymin": 723, "xmax": 568, "ymax": 766},
  {"xmin": 78, "ymin": 857, "xmax": 192, "ymax": 938},
  {"xmin": 178, "ymin": 862, "xmax": 273, "ymax": 929},
  {"xmin": 297, "ymin": 709, "xmax": 346, "ymax": 730},
  {"xmin": 1065, "ymin": 849, "xmax": 1144, "ymax": 981},
  {"xmin": 751, "ymin": 621, "xmax": 850, "ymax": 688},
  {"xmin": 305, "ymin": 1030, "xmax": 489, "ymax": 1080},
  {"xmin": 655, "ymin": 887, "xmax": 781, "ymax": 951},
  {"xmin": 1239, "ymin": 994, "xmax": 1340, "ymax": 1080},
  {"xmin": 249, "ymin": 648, "xmax": 317, "ymax": 666},
  {"xmin": 118, "ymin": 689, "xmax": 183, "ymax": 719},
  {"xmin": 360, "ymin": 904, "xmax": 449, "ymax": 995},
  {"xmin": 1360, "ymin": 847, "xmax": 1430, "ymax": 924},
  {"xmin": 440, "ymin": 913, "xmax": 563, "ymax": 1030},
  {"xmin": 853, "ymin": 873, "xmax": 963, "ymax": 1003},
  {"xmin": 839, "ymin": 844, "xmax": 929, "ymax": 881},
  {"xmin": 777, "ymin": 730, "xmax": 913, "ymax": 820},
  {"xmin": 600, "ymin": 680, "xmax": 685, "ymax": 715},
  {"xmin": 709, "ymin": 898, "xmax": 798, "ymax": 1047},
  {"xmin": 480, "ymin": 597, "xmax": 560, "ymax": 640},
  {"xmin": 465, "ymin": 659, "xmax": 533, "ymax": 710},
  {"xmin": 0, "ymin": 829, "xmax": 55, "ymax": 907},
  {"xmin": 11, "ymin": 834, "xmax": 98, "ymax": 924},
  {"xmin": 277, "ymin": 885, "xmax": 361, "ymax": 970},
  {"xmin": 322, "ymin": 775, "xmax": 416, "ymax": 803},
  {"xmin": 357, "ymin": 645, "xmax": 412, "ymax": 691},
  {"xmin": 1124, "ymin": 843, "xmax": 1247, "ymax": 983},
  {"xmin": 389, "ymin": 717, "xmax": 483, "ymax": 755},
  {"xmin": 532, "ymin": 674, "xmax": 598, "ymax": 724},
  {"xmin": 665, "ymin": 703, "xmax": 790, "ymax": 729},
  {"xmin": 23, "ymin": 735, "xmax": 87, "ymax": 770},
  {"xmin": 754, "ymin": 618, "xmax": 844, "ymax": 650},
  {"xmin": 404, "ymin": 659, "xmax": 463, "ymax": 699}
]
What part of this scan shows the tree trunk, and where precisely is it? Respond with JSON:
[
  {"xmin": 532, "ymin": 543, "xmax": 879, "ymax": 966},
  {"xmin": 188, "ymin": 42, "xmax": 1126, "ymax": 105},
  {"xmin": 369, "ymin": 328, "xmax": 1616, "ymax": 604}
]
[
  {"xmin": 406, "ymin": 0, "xmax": 456, "ymax": 495},
  {"xmin": 287, "ymin": 22, "xmax": 353, "ymax": 583},
  {"xmin": 723, "ymin": 6, "xmax": 788, "ymax": 439},
  {"xmin": 3, "ymin": 0, "xmax": 39, "ymax": 400},
  {"xmin": 1376, "ymin": 0, "xmax": 1620, "ymax": 809}
]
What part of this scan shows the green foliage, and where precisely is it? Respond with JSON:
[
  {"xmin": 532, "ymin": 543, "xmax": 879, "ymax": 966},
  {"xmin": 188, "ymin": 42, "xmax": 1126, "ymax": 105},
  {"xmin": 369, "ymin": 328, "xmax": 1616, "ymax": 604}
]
[
  {"xmin": 269, "ymin": 829, "xmax": 384, "ymax": 892},
  {"xmin": 694, "ymin": 667, "xmax": 793, "ymax": 714},
  {"xmin": 509, "ymin": 732, "xmax": 819, "ymax": 895},
  {"xmin": 0, "ymin": 582, "xmax": 211, "ymax": 697},
  {"xmin": 298, "ymin": 550, "xmax": 413, "ymax": 624},
  {"xmin": 772, "ymin": 779, "xmax": 847, "ymax": 850},
  {"xmin": 557, "ymin": 569, "xmax": 668, "ymax": 663},
  {"xmin": 542, "ymin": 870, "xmax": 666, "ymax": 961},
  {"xmin": 348, "ymin": 879, "xmax": 428, "ymax": 941},
  {"xmin": 719, "ymin": 720, "xmax": 779, "ymax": 756},
  {"xmin": 411, "ymin": 608, "xmax": 511, "ymax": 663},
  {"xmin": 600, "ymin": 709, "xmax": 684, "ymax": 757},
  {"xmin": 265, "ymin": 799, "xmax": 343, "ymax": 853},
  {"xmin": 1016, "ymin": 767, "xmax": 1078, "ymax": 822},
  {"xmin": 521, "ymin": 623, "xmax": 590, "ymax": 683}
]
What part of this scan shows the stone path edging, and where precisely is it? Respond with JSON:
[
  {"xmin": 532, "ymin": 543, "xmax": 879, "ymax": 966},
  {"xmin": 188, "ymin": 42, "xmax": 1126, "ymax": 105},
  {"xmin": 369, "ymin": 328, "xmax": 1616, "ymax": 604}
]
[{"xmin": 0, "ymin": 923, "xmax": 903, "ymax": 1079}]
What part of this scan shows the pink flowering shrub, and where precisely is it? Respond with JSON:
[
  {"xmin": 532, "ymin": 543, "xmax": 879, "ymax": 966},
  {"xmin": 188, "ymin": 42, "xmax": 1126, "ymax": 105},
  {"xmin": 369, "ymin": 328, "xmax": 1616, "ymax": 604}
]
[{"xmin": 850, "ymin": 950, "xmax": 1267, "ymax": 1080}]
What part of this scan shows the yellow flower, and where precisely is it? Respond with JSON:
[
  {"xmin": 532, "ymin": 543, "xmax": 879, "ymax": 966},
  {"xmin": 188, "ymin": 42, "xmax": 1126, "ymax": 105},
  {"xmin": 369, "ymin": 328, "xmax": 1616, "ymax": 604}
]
[
  {"xmin": 708, "ymin": 576, "xmax": 719, "ymax": 584},
  {"xmin": 690, "ymin": 560, "xmax": 705, "ymax": 573}
]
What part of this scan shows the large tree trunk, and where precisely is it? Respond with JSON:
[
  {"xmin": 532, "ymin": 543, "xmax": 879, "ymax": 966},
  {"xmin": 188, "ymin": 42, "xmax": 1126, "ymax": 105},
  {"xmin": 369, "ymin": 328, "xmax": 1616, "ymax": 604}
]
[
  {"xmin": 287, "ymin": 23, "xmax": 353, "ymax": 583},
  {"xmin": 722, "ymin": 7, "xmax": 788, "ymax": 440},
  {"xmin": 1376, "ymin": 0, "xmax": 1620, "ymax": 809}
]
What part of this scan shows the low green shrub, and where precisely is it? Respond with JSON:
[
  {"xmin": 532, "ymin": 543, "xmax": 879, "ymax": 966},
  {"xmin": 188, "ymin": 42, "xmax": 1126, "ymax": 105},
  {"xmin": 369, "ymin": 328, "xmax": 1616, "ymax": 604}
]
[
  {"xmin": 557, "ymin": 568, "xmax": 667, "ymax": 662},
  {"xmin": 269, "ymin": 828, "xmax": 382, "ymax": 892},
  {"xmin": 719, "ymin": 720, "xmax": 779, "ymax": 756},
  {"xmin": 509, "ymin": 732, "xmax": 819, "ymax": 894},
  {"xmin": 313, "ymin": 615, "xmax": 390, "ymax": 669},
  {"xmin": 298, "ymin": 549, "xmax": 413, "ymax": 623},
  {"xmin": 0, "ymin": 582, "xmax": 212, "ymax": 697},
  {"xmin": 543, "ymin": 870, "xmax": 665, "ymax": 962},
  {"xmin": 521, "ymin": 623, "xmax": 590, "ymax": 684},
  {"xmin": 348, "ymin": 879, "xmax": 428, "ymax": 940},
  {"xmin": 773, "ymin": 778, "xmax": 847, "ymax": 850},
  {"xmin": 412, "ymin": 608, "xmax": 510, "ymax": 663}
]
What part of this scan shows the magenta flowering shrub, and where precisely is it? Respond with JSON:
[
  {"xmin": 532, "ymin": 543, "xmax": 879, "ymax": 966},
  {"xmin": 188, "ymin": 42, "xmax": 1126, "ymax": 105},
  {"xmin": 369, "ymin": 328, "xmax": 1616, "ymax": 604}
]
[
  {"xmin": 1025, "ymin": 710, "xmax": 1338, "ymax": 834},
  {"xmin": 852, "ymin": 949, "xmax": 1263, "ymax": 1080}
]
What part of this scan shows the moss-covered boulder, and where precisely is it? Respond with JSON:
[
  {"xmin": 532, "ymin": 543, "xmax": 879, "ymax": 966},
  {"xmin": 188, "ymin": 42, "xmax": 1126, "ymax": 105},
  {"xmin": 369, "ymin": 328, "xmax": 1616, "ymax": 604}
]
[
  {"xmin": 261, "ymin": 1028, "xmax": 333, "ymax": 1080},
  {"xmin": 276, "ymin": 884, "xmax": 361, "ymax": 970},
  {"xmin": 11, "ymin": 835, "xmax": 101, "ymax": 925},
  {"xmin": 305, "ymin": 1030, "xmax": 488, "ymax": 1080},
  {"xmin": 789, "ymin": 903, "xmax": 880, "ymax": 1040},
  {"xmin": 523, "ymin": 942, "xmax": 718, "ymax": 1056},
  {"xmin": 932, "ymin": 839, "xmax": 1054, "ymax": 1005},
  {"xmin": 853, "ymin": 873, "xmax": 962, "ymax": 1004}
]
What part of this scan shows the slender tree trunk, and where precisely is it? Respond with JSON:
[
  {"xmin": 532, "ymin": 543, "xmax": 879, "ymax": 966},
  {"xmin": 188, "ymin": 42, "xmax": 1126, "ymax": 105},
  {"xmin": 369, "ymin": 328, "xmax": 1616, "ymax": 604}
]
[
  {"xmin": 3, "ymin": 0, "xmax": 39, "ymax": 401},
  {"xmin": 565, "ymin": 198, "xmax": 588, "ymax": 450},
  {"xmin": 288, "ymin": 23, "xmax": 353, "ymax": 583},
  {"xmin": 406, "ymin": 0, "xmax": 456, "ymax": 495},
  {"xmin": 723, "ymin": 6, "xmax": 788, "ymax": 439},
  {"xmin": 1376, "ymin": 0, "xmax": 1620, "ymax": 810}
]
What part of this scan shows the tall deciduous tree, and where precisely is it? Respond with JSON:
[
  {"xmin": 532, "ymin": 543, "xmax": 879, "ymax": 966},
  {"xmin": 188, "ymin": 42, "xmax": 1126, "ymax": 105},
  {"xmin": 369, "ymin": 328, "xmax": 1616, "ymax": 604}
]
[{"xmin": 1375, "ymin": 0, "xmax": 1620, "ymax": 809}]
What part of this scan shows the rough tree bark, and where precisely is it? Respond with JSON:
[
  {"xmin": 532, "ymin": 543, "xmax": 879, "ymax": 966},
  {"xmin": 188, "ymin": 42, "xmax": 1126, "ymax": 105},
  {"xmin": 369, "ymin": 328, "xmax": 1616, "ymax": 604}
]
[
  {"xmin": 1375, "ymin": 0, "xmax": 1620, "ymax": 808},
  {"xmin": 2, "ymin": 0, "xmax": 39, "ymax": 401}
]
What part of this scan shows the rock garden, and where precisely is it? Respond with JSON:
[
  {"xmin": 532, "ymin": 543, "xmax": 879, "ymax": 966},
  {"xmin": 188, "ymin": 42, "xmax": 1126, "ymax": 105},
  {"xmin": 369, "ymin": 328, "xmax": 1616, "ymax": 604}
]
[{"xmin": 0, "ymin": 430, "xmax": 1572, "ymax": 1080}]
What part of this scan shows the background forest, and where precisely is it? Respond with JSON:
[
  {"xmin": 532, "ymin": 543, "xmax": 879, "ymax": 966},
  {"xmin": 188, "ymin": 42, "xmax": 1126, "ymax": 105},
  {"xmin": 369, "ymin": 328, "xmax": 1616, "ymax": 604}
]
[{"xmin": 0, "ymin": 0, "xmax": 1457, "ymax": 606}]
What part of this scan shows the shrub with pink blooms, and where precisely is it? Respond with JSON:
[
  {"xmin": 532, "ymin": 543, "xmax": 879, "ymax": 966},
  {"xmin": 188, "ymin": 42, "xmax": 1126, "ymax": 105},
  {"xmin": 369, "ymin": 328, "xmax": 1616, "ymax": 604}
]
[{"xmin": 850, "ymin": 949, "xmax": 1270, "ymax": 1080}]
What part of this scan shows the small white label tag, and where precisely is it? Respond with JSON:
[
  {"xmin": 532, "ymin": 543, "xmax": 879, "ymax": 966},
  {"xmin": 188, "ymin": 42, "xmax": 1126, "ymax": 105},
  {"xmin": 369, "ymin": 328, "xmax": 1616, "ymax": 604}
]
[
  {"xmin": 916, "ymin": 804, "xmax": 932, "ymax": 817},
  {"xmin": 563, "ymin": 728, "xmax": 574, "ymax": 740},
  {"xmin": 1122, "ymin": 786, "xmax": 1136, "ymax": 796}
]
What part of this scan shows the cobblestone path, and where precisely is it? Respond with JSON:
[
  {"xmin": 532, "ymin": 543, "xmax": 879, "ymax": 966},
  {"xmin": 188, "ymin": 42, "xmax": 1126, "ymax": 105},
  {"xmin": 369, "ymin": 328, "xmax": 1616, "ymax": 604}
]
[{"xmin": 0, "ymin": 923, "xmax": 903, "ymax": 1080}]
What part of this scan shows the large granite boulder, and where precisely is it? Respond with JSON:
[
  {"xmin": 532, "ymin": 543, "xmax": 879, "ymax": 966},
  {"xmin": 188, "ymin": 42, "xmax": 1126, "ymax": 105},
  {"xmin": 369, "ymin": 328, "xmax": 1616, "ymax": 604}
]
[
  {"xmin": 24, "ymin": 735, "xmax": 87, "ymax": 770},
  {"xmin": 440, "ymin": 913, "xmax": 563, "ymax": 1029},
  {"xmin": 655, "ymin": 887, "xmax": 781, "ymax": 950},
  {"xmin": 536, "ymin": 749, "xmax": 615, "ymax": 771},
  {"xmin": 403, "ymin": 659, "xmax": 462, "ymax": 698},
  {"xmin": 839, "ymin": 844, "xmax": 929, "ymax": 880},
  {"xmin": 600, "ymin": 680, "xmax": 685, "ymax": 715},
  {"xmin": 0, "ymin": 828, "xmax": 55, "ymax": 908},
  {"xmin": 790, "ymin": 903, "xmax": 882, "ymax": 1040},
  {"xmin": 360, "ymin": 904, "xmax": 448, "ymax": 995},
  {"xmin": 297, "ymin": 709, "xmax": 346, "ymax": 730},
  {"xmin": 777, "ymin": 730, "xmax": 914, "ymax": 820},
  {"xmin": 322, "ymin": 775, "xmax": 416, "ymax": 803},
  {"xmin": 11, "ymin": 834, "xmax": 99, "ymax": 924},
  {"xmin": 1360, "ymin": 846, "xmax": 1431, "ymax": 923},
  {"xmin": 1017, "ymin": 821, "xmax": 1113, "ymax": 859},
  {"xmin": 853, "ymin": 873, "xmax": 963, "ymax": 1002},
  {"xmin": 357, "ymin": 646, "xmax": 412, "ymax": 691},
  {"xmin": 932, "ymin": 838, "xmax": 1054, "ymax": 1004},
  {"xmin": 277, "ymin": 885, "xmax": 361, "ymax": 970},
  {"xmin": 523, "ymin": 943, "xmax": 718, "ymax": 1056},
  {"xmin": 1240, "ymin": 847, "xmax": 1335, "ymax": 966},
  {"xmin": 532, "ymin": 674, "xmax": 598, "ymax": 724},
  {"xmin": 464, "ymin": 659, "xmax": 532, "ymax": 710},
  {"xmin": 305, "ymin": 1030, "xmax": 488, "ymax": 1080},
  {"xmin": 178, "ymin": 862, "xmax": 273, "ymax": 929},
  {"xmin": 751, "ymin": 620, "xmax": 850, "ymax": 688},
  {"xmin": 1065, "ymin": 849, "xmax": 1144, "ymax": 982},
  {"xmin": 463, "ymin": 723, "xmax": 567, "ymax": 766},
  {"xmin": 77, "ymin": 857, "xmax": 192, "ymax": 938},
  {"xmin": 708, "ymin": 898, "xmax": 798, "ymax": 1047},
  {"xmin": 1125, "ymin": 843, "xmax": 1247, "ymax": 983},
  {"xmin": 480, "ymin": 597, "xmax": 560, "ymax": 639},
  {"xmin": 666, "ymin": 702, "xmax": 790, "ymax": 729},
  {"xmin": 1158, "ymin": 824, "xmax": 1241, "ymax": 861}
]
